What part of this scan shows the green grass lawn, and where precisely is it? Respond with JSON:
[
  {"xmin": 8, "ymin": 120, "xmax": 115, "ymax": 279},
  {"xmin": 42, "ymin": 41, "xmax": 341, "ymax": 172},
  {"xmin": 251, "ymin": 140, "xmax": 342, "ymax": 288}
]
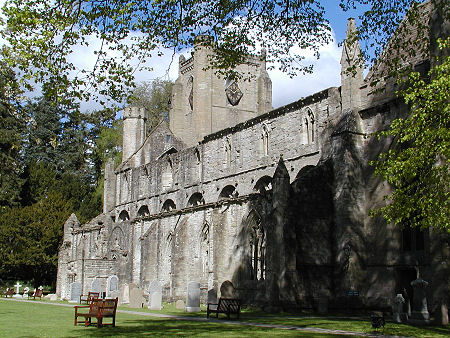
[{"xmin": 1, "ymin": 298, "xmax": 449, "ymax": 337}]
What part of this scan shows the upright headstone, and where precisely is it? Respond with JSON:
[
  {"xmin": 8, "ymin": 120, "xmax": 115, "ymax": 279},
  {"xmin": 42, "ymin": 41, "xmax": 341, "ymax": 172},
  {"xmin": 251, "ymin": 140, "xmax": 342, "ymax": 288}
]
[
  {"xmin": 106, "ymin": 275, "xmax": 119, "ymax": 297},
  {"xmin": 393, "ymin": 294, "xmax": 407, "ymax": 323},
  {"xmin": 220, "ymin": 280, "xmax": 235, "ymax": 298},
  {"xmin": 148, "ymin": 280, "xmax": 162, "ymax": 310},
  {"xmin": 23, "ymin": 287, "xmax": 29, "ymax": 298},
  {"xmin": 435, "ymin": 303, "xmax": 449, "ymax": 326},
  {"xmin": 176, "ymin": 299, "xmax": 185, "ymax": 309},
  {"xmin": 207, "ymin": 288, "xmax": 217, "ymax": 304},
  {"xmin": 69, "ymin": 282, "xmax": 82, "ymax": 303},
  {"xmin": 91, "ymin": 278, "xmax": 102, "ymax": 294},
  {"xmin": 129, "ymin": 284, "xmax": 145, "ymax": 308},
  {"xmin": 120, "ymin": 283, "xmax": 130, "ymax": 304},
  {"xmin": 185, "ymin": 281, "xmax": 201, "ymax": 312},
  {"xmin": 409, "ymin": 276, "xmax": 430, "ymax": 325}
]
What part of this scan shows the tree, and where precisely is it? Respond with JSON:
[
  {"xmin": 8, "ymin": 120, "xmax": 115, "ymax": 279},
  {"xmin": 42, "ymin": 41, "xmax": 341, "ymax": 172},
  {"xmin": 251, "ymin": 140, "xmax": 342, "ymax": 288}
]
[
  {"xmin": 0, "ymin": 59, "xmax": 25, "ymax": 213},
  {"xmin": 1, "ymin": 0, "xmax": 332, "ymax": 105},
  {"xmin": 0, "ymin": 191, "xmax": 71, "ymax": 286},
  {"xmin": 373, "ymin": 39, "xmax": 449, "ymax": 232},
  {"xmin": 128, "ymin": 79, "xmax": 173, "ymax": 132}
]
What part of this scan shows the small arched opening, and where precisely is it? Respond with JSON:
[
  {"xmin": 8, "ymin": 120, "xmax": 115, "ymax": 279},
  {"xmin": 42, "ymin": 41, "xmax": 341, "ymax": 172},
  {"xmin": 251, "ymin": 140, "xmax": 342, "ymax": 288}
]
[{"xmin": 161, "ymin": 199, "xmax": 176, "ymax": 212}]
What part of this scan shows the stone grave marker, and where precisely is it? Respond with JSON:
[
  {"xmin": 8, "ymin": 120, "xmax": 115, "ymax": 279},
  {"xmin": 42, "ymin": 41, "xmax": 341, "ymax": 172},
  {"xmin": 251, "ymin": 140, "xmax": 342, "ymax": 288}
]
[
  {"xmin": 121, "ymin": 283, "xmax": 130, "ymax": 304},
  {"xmin": 185, "ymin": 281, "xmax": 201, "ymax": 312},
  {"xmin": 220, "ymin": 280, "xmax": 234, "ymax": 298},
  {"xmin": 23, "ymin": 287, "xmax": 29, "ymax": 298},
  {"xmin": 207, "ymin": 288, "xmax": 217, "ymax": 304},
  {"xmin": 13, "ymin": 281, "xmax": 22, "ymax": 298},
  {"xmin": 106, "ymin": 275, "xmax": 119, "ymax": 297},
  {"xmin": 409, "ymin": 275, "xmax": 430, "ymax": 325},
  {"xmin": 69, "ymin": 282, "xmax": 82, "ymax": 303},
  {"xmin": 129, "ymin": 284, "xmax": 145, "ymax": 308},
  {"xmin": 175, "ymin": 299, "xmax": 185, "ymax": 309},
  {"xmin": 91, "ymin": 278, "xmax": 102, "ymax": 294},
  {"xmin": 148, "ymin": 280, "xmax": 162, "ymax": 310},
  {"xmin": 393, "ymin": 294, "xmax": 407, "ymax": 323}
]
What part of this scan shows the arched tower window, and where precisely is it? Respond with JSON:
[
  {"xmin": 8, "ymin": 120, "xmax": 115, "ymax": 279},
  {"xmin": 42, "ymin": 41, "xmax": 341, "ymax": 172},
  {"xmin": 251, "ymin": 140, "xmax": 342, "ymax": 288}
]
[
  {"xmin": 188, "ymin": 76, "xmax": 194, "ymax": 110},
  {"xmin": 200, "ymin": 222, "xmax": 210, "ymax": 276},
  {"xmin": 247, "ymin": 211, "xmax": 265, "ymax": 281},
  {"xmin": 303, "ymin": 108, "xmax": 315, "ymax": 144},
  {"xmin": 261, "ymin": 124, "xmax": 270, "ymax": 156},
  {"xmin": 162, "ymin": 159, "xmax": 173, "ymax": 190},
  {"xmin": 223, "ymin": 137, "xmax": 232, "ymax": 167}
]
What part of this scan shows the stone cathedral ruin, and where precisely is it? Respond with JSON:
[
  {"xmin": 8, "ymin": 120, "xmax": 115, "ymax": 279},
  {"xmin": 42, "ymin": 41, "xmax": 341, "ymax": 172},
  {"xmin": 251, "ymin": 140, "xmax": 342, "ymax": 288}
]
[{"xmin": 57, "ymin": 5, "xmax": 449, "ymax": 314}]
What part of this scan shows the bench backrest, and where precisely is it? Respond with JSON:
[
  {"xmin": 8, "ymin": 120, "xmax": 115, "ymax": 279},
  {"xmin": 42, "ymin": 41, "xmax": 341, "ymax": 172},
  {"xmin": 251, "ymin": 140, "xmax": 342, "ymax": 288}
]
[
  {"xmin": 88, "ymin": 299, "xmax": 103, "ymax": 315},
  {"xmin": 87, "ymin": 292, "xmax": 100, "ymax": 301},
  {"xmin": 100, "ymin": 298, "xmax": 118, "ymax": 317},
  {"xmin": 217, "ymin": 298, "xmax": 241, "ymax": 313},
  {"xmin": 6, "ymin": 289, "xmax": 14, "ymax": 295}
]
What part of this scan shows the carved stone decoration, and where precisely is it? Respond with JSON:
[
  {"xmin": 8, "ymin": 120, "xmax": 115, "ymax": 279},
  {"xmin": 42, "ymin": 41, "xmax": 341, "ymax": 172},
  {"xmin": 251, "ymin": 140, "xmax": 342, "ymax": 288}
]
[{"xmin": 226, "ymin": 82, "xmax": 243, "ymax": 106}]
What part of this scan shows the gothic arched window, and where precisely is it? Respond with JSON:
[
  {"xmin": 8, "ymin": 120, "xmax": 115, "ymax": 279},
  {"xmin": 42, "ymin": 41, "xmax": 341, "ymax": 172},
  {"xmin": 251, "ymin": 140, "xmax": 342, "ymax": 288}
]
[{"xmin": 247, "ymin": 211, "xmax": 265, "ymax": 280}]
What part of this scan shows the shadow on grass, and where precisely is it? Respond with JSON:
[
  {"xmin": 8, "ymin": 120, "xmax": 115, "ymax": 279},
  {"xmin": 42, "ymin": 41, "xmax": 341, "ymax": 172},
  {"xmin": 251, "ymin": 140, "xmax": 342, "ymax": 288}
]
[{"xmin": 69, "ymin": 318, "xmax": 339, "ymax": 338}]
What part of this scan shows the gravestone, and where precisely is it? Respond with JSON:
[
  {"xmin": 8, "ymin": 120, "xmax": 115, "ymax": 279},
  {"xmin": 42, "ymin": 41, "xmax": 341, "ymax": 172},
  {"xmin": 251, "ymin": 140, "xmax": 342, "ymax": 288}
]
[
  {"xmin": 185, "ymin": 281, "xmax": 201, "ymax": 312},
  {"xmin": 91, "ymin": 278, "xmax": 102, "ymax": 294},
  {"xmin": 435, "ymin": 303, "xmax": 449, "ymax": 326},
  {"xmin": 207, "ymin": 288, "xmax": 217, "ymax": 304},
  {"xmin": 13, "ymin": 281, "xmax": 22, "ymax": 299},
  {"xmin": 69, "ymin": 282, "xmax": 82, "ymax": 303},
  {"xmin": 393, "ymin": 294, "xmax": 407, "ymax": 323},
  {"xmin": 121, "ymin": 283, "xmax": 130, "ymax": 304},
  {"xmin": 129, "ymin": 284, "xmax": 145, "ymax": 308},
  {"xmin": 23, "ymin": 287, "xmax": 29, "ymax": 298},
  {"xmin": 220, "ymin": 280, "xmax": 234, "ymax": 298},
  {"xmin": 317, "ymin": 296, "xmax": 329, "ymax": 314},
  {"xmin": 175, "ymin": 300, "xmax": 185, "ymax": 309},
  {"xmin": 148, "ymin": 280, "xmax": 162, "ymax": 310},
  {"xmin": 106, "ymin": 275, "xmax": 119, "ymax": 297},
  {"xmin": 409, "ymin": 276, "xmax": 430, "ymax": 325}
]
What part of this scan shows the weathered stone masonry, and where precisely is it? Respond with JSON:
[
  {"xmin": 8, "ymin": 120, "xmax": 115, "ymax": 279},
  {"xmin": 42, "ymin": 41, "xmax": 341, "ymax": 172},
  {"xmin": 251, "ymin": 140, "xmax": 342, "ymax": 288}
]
[{"xmin": 57, "ymin": 14, "xmax": 449, "ymax": 313}]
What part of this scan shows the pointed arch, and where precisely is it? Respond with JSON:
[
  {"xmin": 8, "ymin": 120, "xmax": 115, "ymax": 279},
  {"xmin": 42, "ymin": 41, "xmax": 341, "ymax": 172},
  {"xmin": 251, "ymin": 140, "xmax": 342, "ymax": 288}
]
[
  {"xmin": 162, "ymin": 158, "xmax": 173, "ymax": 190},
  {"xmin": 261, "ymin": 123, "xmax": 270, "ymax": 156},
  {"xmin": 246, "ymin": 210, "xmax": 265, "ymax": 281}
]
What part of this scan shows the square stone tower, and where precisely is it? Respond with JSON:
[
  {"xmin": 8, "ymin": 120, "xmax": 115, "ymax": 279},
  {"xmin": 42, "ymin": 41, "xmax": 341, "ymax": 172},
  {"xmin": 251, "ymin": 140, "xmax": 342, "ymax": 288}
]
[{"xmin": 169, "ymin": 38, "xmax": 272, "ymax": 146}]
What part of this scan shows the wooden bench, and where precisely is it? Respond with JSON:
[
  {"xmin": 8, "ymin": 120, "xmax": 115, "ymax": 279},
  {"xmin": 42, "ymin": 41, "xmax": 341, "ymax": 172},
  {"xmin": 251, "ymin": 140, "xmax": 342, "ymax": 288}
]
[
  {"xmin": 74, "ymin": 298, "xmax": 118, "ymax": 328},
  {"xmin": 207, "ymin": 298, "xmax": 241, "ymax": 320},
  {"xmin": 80, "ymin": 291, "xmax": 100, "ymax": 304},
  {"xmin": 4, "ymin": 289, "xmax": 14, "ymax": 297},
  {"xmin": 28, "ymin": 288, "xmax": 43, "ymax": 300}
]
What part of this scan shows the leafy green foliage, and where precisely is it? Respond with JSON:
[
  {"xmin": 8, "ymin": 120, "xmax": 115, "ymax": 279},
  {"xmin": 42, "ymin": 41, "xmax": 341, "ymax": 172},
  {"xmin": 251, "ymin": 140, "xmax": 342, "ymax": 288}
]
[
  {"xmin": 0, "ymin": 192, "xmax": 71, "ymax": 286},
  {"xmin": 1, "ymin": 0, "xmax": 332, "ymax": 105},
  {"xmin": 0, "ymin": 60, "xmax": 25, "ymax": 212},
  {"xmin": 373, "ymin": 39, "xmax": 450, "ymax": 232},
  {"xmin": 128, "ymin": 79, "xmax": 173, "ymax": 132}
]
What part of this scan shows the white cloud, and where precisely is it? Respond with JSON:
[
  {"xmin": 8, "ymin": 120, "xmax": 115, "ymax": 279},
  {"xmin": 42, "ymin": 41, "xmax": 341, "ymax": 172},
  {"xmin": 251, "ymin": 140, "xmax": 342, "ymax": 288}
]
[{"xmin": 268, "ymin": 31, "xmax": 342, "ymax": 108}]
